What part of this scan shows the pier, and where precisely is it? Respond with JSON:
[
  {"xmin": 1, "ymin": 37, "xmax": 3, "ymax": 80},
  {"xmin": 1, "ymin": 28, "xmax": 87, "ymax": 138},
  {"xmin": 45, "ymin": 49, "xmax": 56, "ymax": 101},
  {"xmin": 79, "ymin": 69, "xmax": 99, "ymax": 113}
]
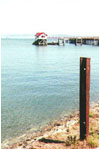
[
  {"xmin": 48, "ymin": 36, "xmax": 99, "ymax": 46},
  {"xmin": 47, "ymin": 38, "xmax": 65, "ymax": 46},
  {"xmin": 32, "ymin": 33, "xmax": 99, "ymax": 46}
]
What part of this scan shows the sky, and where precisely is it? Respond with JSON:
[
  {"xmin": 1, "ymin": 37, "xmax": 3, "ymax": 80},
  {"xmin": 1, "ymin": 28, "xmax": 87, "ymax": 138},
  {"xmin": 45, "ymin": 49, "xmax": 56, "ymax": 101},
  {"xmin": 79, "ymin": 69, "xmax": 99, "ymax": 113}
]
[{"xmin": 0, "ymin": 0, "xmax": 100, "ymax": 36}]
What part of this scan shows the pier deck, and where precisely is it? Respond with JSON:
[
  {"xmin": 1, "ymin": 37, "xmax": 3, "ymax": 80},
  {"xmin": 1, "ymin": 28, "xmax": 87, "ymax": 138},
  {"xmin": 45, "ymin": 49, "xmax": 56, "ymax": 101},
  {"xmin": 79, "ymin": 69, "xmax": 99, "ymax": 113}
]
[
  {"xmin": 48, "ymin": 36, "xmax": 99, "ymax": 46},
  {"xmin": 32, "ymin": 36, "xmax": 99, "ymax": 46}
]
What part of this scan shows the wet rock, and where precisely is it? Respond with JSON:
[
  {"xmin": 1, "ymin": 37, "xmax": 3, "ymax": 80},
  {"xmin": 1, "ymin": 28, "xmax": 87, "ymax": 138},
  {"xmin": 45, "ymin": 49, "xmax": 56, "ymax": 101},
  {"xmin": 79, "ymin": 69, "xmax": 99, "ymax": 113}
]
[
  {"xmin": 67, "ymin": 128, "xmax": 69, "ymax": 132},
  {"xmin": 70, "ymin": 115, "xmax": 73, "ymax": 118},
  {"xmin": 54, "ymin": 123, "xmax": 61, "ymax": 126},
  {"xmin": 26, "ymin": 138, "xmax": 31, "ymax": 141},
  {"xmin": 18, "ymin": 143, "xmax": 23, "ymax": 146},
  {"xmin": 23, "ymin": 145, "xmax": 26, "ymax": 148}
]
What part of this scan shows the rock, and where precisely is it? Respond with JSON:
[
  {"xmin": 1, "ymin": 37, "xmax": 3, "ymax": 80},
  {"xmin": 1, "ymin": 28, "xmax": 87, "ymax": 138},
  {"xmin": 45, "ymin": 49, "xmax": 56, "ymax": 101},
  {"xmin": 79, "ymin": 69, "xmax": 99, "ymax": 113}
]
[
  {"xmin": 26, "ymin": 138, "xmax": 31, "ymax": 141},
  {"xmin": 54, "ymin": 123, "xmax": 61, "ymax": 126},
  {"xmin": 70, "ymin": 115, "xmax": 73, "ymax": 118},
  {"xmin": 18, "ymin": 143, "xmax": 23, "ymax": 146},
  {"xmin": 67, "ymin": 128, "xmax": 69, "ymax": 132}
]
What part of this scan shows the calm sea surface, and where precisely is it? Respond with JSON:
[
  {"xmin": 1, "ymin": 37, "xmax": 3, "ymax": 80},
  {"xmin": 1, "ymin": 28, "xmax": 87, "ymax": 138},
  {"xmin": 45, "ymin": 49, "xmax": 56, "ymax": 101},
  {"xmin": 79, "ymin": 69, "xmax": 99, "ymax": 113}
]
[{"xmin": 1, "ymin": 38, "xmax": 99, "ymax": 142}]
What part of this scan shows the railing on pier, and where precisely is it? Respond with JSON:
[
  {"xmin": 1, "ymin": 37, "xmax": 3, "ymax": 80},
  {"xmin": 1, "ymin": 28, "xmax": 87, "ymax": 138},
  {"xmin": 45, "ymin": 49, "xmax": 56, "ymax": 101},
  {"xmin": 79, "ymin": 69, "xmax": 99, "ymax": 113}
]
[{"xmin": 48, "ymin": 36, "xmax": 99, "ymax": 46}]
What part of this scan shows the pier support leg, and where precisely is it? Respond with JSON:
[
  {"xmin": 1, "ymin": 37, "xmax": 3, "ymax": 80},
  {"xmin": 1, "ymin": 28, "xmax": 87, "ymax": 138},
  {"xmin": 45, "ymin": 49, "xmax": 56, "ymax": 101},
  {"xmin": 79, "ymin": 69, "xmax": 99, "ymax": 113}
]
[
  {"xmin": 63, "ymin": 39, "xmax": 65, "ymax": 46},
  {"xmin": 75, "ymin": 38, "xmax": 82, "ymax": 46},
  {"xmin": 80, "ymin": 57, "xmax": 91, "ymax": 140},
  {"xmin": 81, "ymin": 39, "xmax": 82, "ymax": 45},
  {"xmin": 58, "ymin": 39, "xmax": 59, "ymax": 45},
  {"xmin": 75, "ymin": 38, "xmax": 77, "ymax": 46}
]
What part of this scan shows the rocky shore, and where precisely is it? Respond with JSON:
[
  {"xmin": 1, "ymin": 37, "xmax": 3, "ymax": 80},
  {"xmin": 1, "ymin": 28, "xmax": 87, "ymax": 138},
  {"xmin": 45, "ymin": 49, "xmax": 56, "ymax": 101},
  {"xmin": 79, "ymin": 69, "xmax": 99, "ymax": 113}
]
[{"xmin": 1, "ymin": 102, "xmax": 99, "ymax": 149}]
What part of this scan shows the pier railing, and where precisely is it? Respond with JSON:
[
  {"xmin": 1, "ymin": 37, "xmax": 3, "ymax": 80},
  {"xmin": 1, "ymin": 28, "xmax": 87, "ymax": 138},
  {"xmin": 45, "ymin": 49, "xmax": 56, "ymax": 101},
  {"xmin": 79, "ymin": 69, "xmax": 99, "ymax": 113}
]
[{"xmin": 48, "ymin": 36, "xmax": 99, "ymax": 46}]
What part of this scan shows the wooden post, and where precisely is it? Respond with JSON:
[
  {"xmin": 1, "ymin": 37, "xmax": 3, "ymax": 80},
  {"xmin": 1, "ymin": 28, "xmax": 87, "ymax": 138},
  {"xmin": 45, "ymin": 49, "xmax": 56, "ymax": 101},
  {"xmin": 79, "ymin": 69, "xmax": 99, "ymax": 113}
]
[
  {"xmin": 75, "ymin": 38, "xmax": 77, "ymax": 46},
  {"xmin": 81, "ymin": 38, "xmax": 83, "ymax": 45},
  {"xmin": 58, "ymin": 39, "xmax": 60, "ymax": 46},
  {"xmin": 80, "ymin": 57, "xmax": 91, "ymax": 140}
]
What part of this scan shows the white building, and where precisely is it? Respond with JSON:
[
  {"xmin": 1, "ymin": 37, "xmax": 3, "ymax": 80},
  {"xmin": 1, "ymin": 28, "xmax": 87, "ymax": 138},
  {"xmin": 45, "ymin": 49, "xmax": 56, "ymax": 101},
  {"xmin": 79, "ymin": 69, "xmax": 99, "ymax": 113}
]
[
  {"xmin": 33, "ymin": 32, "xmax": 48, "ymax": 45},
  {"xmin": 35, "ymin": 32, "xmax": 48, "ymax": 40}
]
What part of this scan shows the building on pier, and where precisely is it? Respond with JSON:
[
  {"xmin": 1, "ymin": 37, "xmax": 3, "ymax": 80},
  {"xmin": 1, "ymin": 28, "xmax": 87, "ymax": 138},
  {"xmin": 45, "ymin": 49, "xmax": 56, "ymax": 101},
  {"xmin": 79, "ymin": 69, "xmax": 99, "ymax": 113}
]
[{"xmin": 32, "ymin": 32, "xmax": 48, "ymax": 46}]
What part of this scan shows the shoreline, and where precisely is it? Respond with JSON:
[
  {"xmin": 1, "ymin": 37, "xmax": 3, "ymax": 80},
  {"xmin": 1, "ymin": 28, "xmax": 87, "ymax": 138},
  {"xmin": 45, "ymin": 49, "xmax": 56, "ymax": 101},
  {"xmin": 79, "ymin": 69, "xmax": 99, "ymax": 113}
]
[{"xmin": 1, "ymin": 101, "xmax": 99, "ymax": 149}]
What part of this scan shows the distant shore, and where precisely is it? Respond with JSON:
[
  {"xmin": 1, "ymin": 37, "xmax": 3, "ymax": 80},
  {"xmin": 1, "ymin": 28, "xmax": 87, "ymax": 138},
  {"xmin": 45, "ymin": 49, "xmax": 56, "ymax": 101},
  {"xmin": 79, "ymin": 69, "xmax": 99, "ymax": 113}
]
[{"xmin": 1, "ymin": 101, "xmax": 99, "ymax": 149}]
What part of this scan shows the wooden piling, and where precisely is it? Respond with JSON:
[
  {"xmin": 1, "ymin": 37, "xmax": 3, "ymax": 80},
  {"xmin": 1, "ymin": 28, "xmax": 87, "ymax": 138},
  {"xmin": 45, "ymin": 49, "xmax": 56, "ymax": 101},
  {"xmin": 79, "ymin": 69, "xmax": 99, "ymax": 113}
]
[
  {"xmin": 80, "ymin": 57, "xmax": 91, "ymax": 140},
  {"xmin": 75, "ymin": 38, "xmax": 82, "ymax": 46},
  {"xmin": 58, "ymin": 38, "xmax": 65, "ymax": 46}
]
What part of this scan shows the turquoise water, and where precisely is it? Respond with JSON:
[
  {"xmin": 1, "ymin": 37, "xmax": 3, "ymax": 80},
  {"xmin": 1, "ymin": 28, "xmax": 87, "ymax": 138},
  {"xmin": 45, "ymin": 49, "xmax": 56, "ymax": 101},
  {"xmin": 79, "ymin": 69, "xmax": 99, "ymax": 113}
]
[{"xmin": 1, "ymin": 38, "xmax": 99, "ymax": 142}]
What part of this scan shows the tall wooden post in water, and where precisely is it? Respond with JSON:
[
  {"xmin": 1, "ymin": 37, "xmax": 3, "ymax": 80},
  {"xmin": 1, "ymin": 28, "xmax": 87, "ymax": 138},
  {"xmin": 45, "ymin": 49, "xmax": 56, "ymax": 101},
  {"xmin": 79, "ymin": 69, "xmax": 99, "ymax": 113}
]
[{"xmin": 80, "ymin": 57, "xmax": 91, "ymax": 140}]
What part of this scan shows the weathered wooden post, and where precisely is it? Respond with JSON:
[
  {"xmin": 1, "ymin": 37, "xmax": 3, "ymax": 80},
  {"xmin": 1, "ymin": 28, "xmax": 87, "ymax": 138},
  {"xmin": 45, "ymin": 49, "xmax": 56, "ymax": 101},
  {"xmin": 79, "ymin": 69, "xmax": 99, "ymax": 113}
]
[
  {"xmin": 63, "ymin": 39, "xmax": 65, "ymax": 46},
  {"xmin": 75, "ymin": 38, "xmax": 77, "ymax": 46},
  {"xmin": 80, "ymin": 57, "xmax": 91, "ymax": 140},
  {"xmin": 58, "ymin": 38, "xmax": 60, "ymax": 46},
  {"xmin": 75, "ymin": 38, "xmax": 82, "ymax": 46}
]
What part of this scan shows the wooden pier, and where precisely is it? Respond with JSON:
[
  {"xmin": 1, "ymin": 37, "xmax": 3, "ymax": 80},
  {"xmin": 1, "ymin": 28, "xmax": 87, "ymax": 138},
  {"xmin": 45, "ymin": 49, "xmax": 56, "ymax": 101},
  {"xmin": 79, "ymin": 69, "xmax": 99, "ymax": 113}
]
[
  {"xmin": 47, "ymin": 38, "xmax": 65, "ymax": 46},
  {"xmin": 69, "ymin": 37, "xmax": 99, "ymax": 46},
  {"xmin": 58, "ymin": 38, "xmax": 65, "ymax": 46},
  {"xmin": 33, "ymin": 35, "xmax": 99, "ymax": 46},
  {"xmin": 48, "ymin": 36, "xmax": 99, "ymax": 46}
]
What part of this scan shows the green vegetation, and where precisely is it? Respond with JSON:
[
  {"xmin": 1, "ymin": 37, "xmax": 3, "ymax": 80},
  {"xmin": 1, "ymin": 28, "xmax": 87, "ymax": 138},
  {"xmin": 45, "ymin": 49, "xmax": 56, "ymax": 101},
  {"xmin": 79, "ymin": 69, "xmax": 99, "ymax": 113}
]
[
  {"xmin": 87, "ymin": 136, "xmax": 99, "ymax": 148},
  {"xmin": 65, "ymin": 122, "xmax": 99, "ymax": 148},
  {"xmin": 89, "ymin": 112, "xmax": 95, "ymax": 118},
  {"xmin": 65, "ymin": 135, "xmax": 77, "ymax": 146}
]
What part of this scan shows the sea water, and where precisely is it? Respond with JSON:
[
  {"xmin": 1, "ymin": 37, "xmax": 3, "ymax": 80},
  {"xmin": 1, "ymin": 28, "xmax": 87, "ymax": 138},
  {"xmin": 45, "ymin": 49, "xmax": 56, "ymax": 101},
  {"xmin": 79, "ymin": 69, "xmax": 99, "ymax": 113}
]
[{"xmin": 1, "ymin": 37, "xmax": 99, "ymax": 143}]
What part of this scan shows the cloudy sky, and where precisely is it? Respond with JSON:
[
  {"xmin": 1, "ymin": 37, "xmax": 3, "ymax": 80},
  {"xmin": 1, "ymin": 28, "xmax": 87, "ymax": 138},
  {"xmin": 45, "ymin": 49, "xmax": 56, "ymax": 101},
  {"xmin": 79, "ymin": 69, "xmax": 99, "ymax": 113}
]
[{"xmin": 0, "ymin": 0, "xmax": 100, "ymax": 36}]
